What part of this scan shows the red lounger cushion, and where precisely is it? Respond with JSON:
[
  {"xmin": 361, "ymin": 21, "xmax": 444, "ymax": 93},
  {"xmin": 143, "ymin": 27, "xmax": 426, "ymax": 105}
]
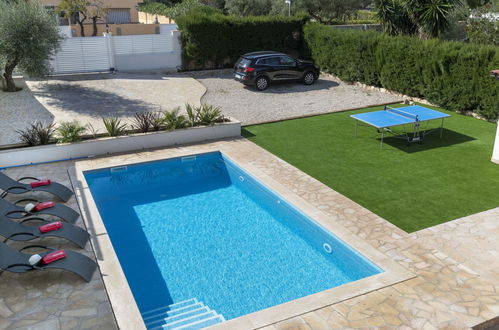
[
  {"xmin": 33, "ymin": 201, "xmax": 55, "ymax": 212},
  {"xmin": 41, "ymin": 250, "xmax": 66, "ymax": 265},
  {"xmin": 30, "ymin": 180, "xmax": 51, "ymax": 188},
  {"xmin": 39, "ymin": 221, "xmax": 63, "ymax": 233}
]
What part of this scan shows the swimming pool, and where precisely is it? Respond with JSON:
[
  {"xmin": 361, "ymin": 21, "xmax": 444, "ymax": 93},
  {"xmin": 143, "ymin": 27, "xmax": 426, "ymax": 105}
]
[{"xmin": 84, "ymin": 152, "xmax": 383, "ymax": 329}]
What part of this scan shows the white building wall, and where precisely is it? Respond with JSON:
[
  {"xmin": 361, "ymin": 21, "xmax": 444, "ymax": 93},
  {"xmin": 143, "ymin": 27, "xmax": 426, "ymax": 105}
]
[{"xmin": 492, "ymin": 122, "xmax": 499, "ymax": 164}]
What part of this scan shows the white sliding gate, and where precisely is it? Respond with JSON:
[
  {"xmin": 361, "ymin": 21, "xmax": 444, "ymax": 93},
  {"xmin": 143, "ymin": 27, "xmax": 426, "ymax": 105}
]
[
  {"xmin": 50, "ymin": 24, "xmax": 181, "ymax": 74},
  {"xmin": 51, "ymin": 37, "xmax": 111, "ymax": 74}
]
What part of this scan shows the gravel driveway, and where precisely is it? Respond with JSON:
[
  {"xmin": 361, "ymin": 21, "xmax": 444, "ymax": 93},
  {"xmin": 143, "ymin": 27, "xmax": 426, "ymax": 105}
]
[{"xmin": 194, "ymin": 70, "xmax": 402, "ymax": 125}]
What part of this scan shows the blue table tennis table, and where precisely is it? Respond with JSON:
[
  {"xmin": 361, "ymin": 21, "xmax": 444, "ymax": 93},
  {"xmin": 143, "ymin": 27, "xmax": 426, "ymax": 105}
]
[{"xmin": 351, "ymin": 105, "xmax": 450, "ymax": 148}]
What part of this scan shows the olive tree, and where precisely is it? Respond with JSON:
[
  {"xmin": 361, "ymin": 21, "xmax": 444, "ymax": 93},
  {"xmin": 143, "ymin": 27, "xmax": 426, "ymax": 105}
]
[{"xmin": 0, "ymin": 0, "xmax": 62, "ymax": 92}]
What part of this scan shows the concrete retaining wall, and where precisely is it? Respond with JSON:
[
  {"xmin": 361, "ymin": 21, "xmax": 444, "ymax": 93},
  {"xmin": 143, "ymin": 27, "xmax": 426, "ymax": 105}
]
[{"xmin": 0, "ymin": 121, "xmax": 241, "ymax": 168}]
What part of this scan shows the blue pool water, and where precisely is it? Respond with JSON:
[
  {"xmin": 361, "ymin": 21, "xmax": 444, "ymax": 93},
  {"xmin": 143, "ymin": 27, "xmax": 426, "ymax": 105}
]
[{"xmin": 84, "ymin": 152, "xmax": 382, "ymax": 321}]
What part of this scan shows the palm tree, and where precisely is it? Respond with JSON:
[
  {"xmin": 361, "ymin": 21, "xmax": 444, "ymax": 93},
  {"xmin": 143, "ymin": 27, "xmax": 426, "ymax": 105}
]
[
  {"xmin": 375, "ymin": 0, "xmax": 461, "ymax": 39},
  {"xmin": 405, "ymin": 0, "xmax": 462, "ymax": 39}
]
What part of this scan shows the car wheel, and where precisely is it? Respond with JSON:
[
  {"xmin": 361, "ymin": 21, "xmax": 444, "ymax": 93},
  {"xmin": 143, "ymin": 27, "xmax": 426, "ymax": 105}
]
[
  {"xmin": 303, "ymin": 71, "xmax": 316, "ymax": 85},
  {"xmin": 255, "ymin": 76, "xmax": 269, "ymax": 91}
]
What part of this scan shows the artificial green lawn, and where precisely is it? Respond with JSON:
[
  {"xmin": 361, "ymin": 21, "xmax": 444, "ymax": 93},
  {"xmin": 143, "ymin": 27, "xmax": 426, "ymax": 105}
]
[{"xmin": 242, "ymin": 104, "xmax": 499, "ymax": 232}]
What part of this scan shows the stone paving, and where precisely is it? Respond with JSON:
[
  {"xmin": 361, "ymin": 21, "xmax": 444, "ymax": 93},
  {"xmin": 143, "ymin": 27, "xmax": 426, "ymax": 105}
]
[
  {"xmin": 411, "ymin": 207, "xmax": 499, "ymax": 285},
  {"xmin": 1, "ymin": 138, "xmax": 498, "ymax": 329},
  {"xmin": 0, "ymin": 164, "xmax": 117, "ymax": 330},
  {"xmin": 0, "ymin": 73, "xmax": 205, "ymax": 146}
]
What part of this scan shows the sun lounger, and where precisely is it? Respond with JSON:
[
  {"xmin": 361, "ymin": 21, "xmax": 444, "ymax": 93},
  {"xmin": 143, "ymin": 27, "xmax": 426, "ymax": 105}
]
[
  {"xmin": 0, "ymin": 197, "xmax": 79, "ymax": 223},
  {"xmin": 0, "ymin": 172, "xmax": 73, "ymax": 202},
  {"xmin": 0, "ymin": 215, "xmax": 89, "ymax": 248},
  {"xmin": 0, "ymin": 241, "xmax": 96, "ymax": 282}
]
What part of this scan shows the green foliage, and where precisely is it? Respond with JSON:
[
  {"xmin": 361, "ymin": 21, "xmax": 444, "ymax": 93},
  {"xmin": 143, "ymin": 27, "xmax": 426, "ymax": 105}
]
[
  {"xmin": 196, "ymin": 104, "xmax": 224, "ymax": 125},
  {"xmin": 16, "ymin": 122, "xmax": 55, "ymax": 146},
  {"xmin": 139, "ymin": 0, "xmax": 220, "ymax": 19},
  {"xmin": 301, "ymin": 0, "xmax": 371, "ymax": 24},
  {"xmin": 56, "ymin": 121, "xmax": 87, "ymax": 143},
  {"xmin": 176, "ymin": 13, "xmax": 306, "ymax": 69},
  {"xmin": 374, "ymin": 0, "xmax": 462, "ymax": 38},
  {"xmin": 183, "ymin": 103, "xmax": 224, "ymax": 126},
  {"xmin": 303, "ymin": 23, "xmax": 499, "ymax": 120},
  {"xmin": 0, "ymin": 0, "xmax": 62, "ymax": 92},
  {"xmin": 466, "ymin": 4, "xmax": 499, "ymax": 45},
  {"xmin": 185, "ymin": 103, "xmax": 197, "ymax": 126},
  {"xmin": 163, "ymin": 108, "xmax": 188, "ymax": 129},
  {"xmin": 103, "ymin": 117, "xmax": 128, "ymax": 137},
  {"xmin": 131, "ymin": 112, "xmax": 163, "ymax": 133},
  {"xmin": 225, "ymin": 0, "xmax": 272, "ymax": 16}
]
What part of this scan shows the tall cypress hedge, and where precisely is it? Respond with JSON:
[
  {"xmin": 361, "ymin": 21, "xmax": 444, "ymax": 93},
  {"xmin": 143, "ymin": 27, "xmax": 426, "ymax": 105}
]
[
  {"xmin": 176, "ymin": 13, "xmax": 306, "ymax": 70},
  {"xmin": 304, "ymin": 23, "xmax": 499, "ymax": 120}
]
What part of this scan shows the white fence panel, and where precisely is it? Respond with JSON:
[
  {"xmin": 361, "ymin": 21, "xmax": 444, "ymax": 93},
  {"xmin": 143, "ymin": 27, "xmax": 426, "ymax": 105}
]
[
  {"xmin": 51, "ymin": 37, "xmax": 111, "ymax": 74},
  {"xmin": 50, "ymin": 25, "xmax": 181, "ymax": 74},
  {"xmin": 113, "ymin": 34, "xmax": 172, "ymax": 55}
]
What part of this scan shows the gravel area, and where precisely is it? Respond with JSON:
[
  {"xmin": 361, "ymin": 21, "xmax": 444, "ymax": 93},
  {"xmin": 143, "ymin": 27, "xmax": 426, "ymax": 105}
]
[{"xmin": 194, "ymin": 69, "xmax": 403, "ymax": 125}]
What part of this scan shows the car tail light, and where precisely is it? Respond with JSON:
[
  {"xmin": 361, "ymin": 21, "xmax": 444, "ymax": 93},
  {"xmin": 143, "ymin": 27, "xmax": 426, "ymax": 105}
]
[{"xmin": 243, "ymin": 67, "xmax": 255, "ymax": 72}]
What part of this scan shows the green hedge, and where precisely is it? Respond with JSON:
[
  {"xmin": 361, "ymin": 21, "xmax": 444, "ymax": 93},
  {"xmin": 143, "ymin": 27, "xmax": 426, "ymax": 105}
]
[
  {"xmin": 304, "ymin": 23, "xmax": 499, "ymax": 120},
  {"xmin": 176, "ymin": 13, "xmax": 306, "ymax": 69}
]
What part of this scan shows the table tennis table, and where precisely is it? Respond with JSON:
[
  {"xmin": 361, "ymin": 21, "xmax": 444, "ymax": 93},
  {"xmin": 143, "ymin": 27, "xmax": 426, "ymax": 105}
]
[{"xmin": 350, "ymin": 105, "xmax": 451, "ymax": 148}]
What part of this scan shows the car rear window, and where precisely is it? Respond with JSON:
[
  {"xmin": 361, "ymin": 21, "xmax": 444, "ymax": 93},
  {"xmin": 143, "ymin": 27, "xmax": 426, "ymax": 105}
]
[{"xmin": 236, "ymin": 58, "xmax": 252, "ymax": 68}]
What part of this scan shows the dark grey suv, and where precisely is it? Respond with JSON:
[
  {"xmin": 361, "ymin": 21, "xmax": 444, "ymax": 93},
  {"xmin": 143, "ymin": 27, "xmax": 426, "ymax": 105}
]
[{"xmin": 234, "ymin": 51, "xmax": 320, "ymax": 91}]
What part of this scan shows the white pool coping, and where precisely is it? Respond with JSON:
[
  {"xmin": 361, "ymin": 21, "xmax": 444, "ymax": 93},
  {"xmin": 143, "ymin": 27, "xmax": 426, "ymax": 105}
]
[{"xmin": 69, "ymin": 144, "xmax": 414, "ymax": 330}]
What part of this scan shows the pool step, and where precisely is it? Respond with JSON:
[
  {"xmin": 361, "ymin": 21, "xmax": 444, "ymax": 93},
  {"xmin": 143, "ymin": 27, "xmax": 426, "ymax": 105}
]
[{"xmin": 142, "ymin": 298, "xmax": 225, "ymax": 330}]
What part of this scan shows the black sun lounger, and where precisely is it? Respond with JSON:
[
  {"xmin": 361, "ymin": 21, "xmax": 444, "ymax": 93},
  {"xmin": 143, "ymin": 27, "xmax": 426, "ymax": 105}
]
[
  {"xmin": 0, "ymin": 172, "xmax": 74, "ymax": 202},
  {"xmin": 0, "ymin": 215, "xmax": 89, "ymax": 248},
  {"xmin": 0, "ymin": 197, "xmax": 79, "ymax": 223},
  {"xmin": 0, "ymin": 241, "xmax": 96, "ymax": 282}
]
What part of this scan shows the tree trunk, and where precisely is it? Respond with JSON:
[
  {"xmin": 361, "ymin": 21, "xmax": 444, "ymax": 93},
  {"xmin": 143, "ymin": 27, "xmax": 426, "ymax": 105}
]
[
  {"xmin": 3, "ymin": 59, "xmax": 19, "ymax": 92},
  {"xmin": 77, "ymin": 20, "xmax": 85, "ymax": 37},
  {"xmin": 92, "ymin": 17, "xmax": 98, "ymax": 37}
]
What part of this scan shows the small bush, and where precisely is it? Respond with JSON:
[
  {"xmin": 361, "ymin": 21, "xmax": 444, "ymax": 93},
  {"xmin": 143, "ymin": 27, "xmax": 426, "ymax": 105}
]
[
  {"xmin": 185, "ymin": 103, "xmax": 197, "ymax": 127},
  {"xmin": 150, "ymin": 112, "xmax": 163, "ymax": 131},
  {"xmin": 196, "ymin": 104, "xmax": 223, "ymax": 125},
  {"xmin": 56, "ymin": 121, "xmax": 86, "ymax": 143},
  {"xmin": 16, "ymin": 122, "xmax": 55, "ymax": 145},
  {"xmin": 132, "ymin": 112, "xmax": 153, "ymax": 133},
  {"xmin": 103, "ymin": 117, "xmax": 127, "ymax": 137},
  {"xmin": 17, "ymin": 126, "xmax": 38, "ymax": 146},
  {"xmin": 163, "ymin": 108, "xmax": 188, "ymax": 130}
]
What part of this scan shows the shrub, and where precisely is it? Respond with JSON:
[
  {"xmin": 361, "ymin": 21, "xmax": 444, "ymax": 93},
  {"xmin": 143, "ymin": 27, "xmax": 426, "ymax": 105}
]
[
  {"xmin": 103, "ymin": 117, "xmax": 127, "ymax": 137},
  {"xmin": 185, "ymin": 103, "xmax": 197, "ymax": 127},
  {"xmin": 150, "ymin": 112, "xmax": 164, "ymax": 131},
  {"xmin": 303, "ymin": 23, "xmax": 499, "ymax": 120},
  {"xmin": 56, "ymin": 121, "xmax": 87, "ymax": 143},
  {"xmin": 163, "ymin": 108, "xmax": 188, "ymax": 129},
  {"xmin": 132, "ymin": 112, "xmax": 153, "ymax": 133},
  {"xmin": 196, "ymin": 104, "xmax": 224, "ymax": 125},
  {"xmin": 16, "ymin": 126, "xmax": 39, "ymax": 146},
  {"xmin": 16, "ymin": 122, "xmax": 55, "ymax": 145},
  {"xmin": 176, "ymin": 12, "xmax": 306, "ymax": 69}
]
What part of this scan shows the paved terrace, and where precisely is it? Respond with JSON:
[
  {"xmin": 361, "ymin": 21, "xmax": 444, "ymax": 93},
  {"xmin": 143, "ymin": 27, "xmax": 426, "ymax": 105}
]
[{"xmin": 1, "ymin": 138, "xmax": 498, "ymax": 329}]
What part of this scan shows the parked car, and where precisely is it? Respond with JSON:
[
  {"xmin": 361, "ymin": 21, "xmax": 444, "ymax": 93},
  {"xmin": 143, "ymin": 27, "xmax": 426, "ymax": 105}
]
[{"xmin": 234, "ymin": 51, "xmax": 320, "ymax": 91}]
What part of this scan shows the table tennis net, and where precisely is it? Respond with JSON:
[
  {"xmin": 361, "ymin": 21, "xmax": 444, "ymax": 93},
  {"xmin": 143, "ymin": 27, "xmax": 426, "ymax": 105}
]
[{"xmin": 384, "ymin": 106, "xmax": 419, "ymax": 121}]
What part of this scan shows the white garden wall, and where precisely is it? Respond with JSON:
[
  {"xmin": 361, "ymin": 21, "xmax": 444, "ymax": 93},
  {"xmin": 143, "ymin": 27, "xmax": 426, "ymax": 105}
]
[{"xmin": 0, "ymin": 121, "xmax": 240, "ymax": 168}]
